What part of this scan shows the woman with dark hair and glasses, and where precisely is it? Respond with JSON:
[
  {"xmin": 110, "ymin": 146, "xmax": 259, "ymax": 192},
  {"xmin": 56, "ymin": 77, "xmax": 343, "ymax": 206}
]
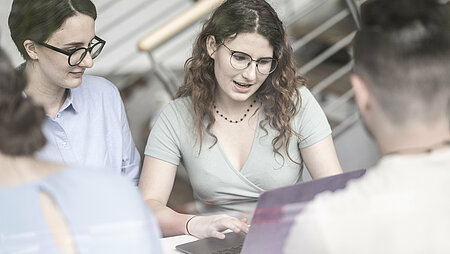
[
  {"xmin": 139, "ymin": 0, "xmax": 343, "ymax": 239},
  {"xmin": 8, "ymin": 0, "xmax": 140, "ymax": 184},
  {"xmin": 0, "ymin": 46, "xmax": 162, "ymax": 253}
]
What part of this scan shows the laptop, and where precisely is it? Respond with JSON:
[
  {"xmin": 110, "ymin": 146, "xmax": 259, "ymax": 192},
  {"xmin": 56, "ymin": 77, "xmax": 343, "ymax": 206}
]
[{"xmin": 176, "ymin": 169, "xmax": 366, "ymax": 254}]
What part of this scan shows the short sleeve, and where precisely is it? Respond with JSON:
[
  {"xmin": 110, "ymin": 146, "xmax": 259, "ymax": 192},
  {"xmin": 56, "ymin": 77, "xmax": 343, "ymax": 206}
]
[
  {"xmin": 295, "ymin": 86, "xmax": 332, "ymax": 149},
  {"xmin": 144, "ymin": 102, "xmax": 182, "ymax": 166},
  {"xmin": 117, "ymin": 88, "xmax": 141, "ymax": 185}
]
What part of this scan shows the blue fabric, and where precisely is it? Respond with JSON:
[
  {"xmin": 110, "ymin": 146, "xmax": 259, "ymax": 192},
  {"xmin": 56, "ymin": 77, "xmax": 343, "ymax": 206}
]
[
  {"xmin": 0, "ymin": 167, "xmax": 162, "ymax": 254},
  {"xmin": 34, "ymin": 75, "xmax": 141, "ymax": 185}
]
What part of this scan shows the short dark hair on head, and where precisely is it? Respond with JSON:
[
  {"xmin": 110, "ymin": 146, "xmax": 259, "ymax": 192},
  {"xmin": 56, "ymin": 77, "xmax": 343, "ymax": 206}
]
[
  {"xmin": 0, "ymin": 48, "xmax": 46, "ymax": 156},
  {"xmin": 8, "ymin": 0, "xmax": 97, "ymax": 60},
  {"xmin": 353, "ymin": 0, "xmax": 450, "ymax": 124}
]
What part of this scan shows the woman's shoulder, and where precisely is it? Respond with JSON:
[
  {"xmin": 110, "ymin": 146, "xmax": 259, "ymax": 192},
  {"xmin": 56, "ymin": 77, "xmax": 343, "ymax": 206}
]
[
  {"xmin": 171, "ymin": 96, "xmax": 193, "ymax": 108},
  {"xmin": 70, "ymin": 75, "xmax": 123, "ymax": 111},
  {"xmin": 50, "ymin": 166, "xmax": 134, "ymax": 191},
  {"xmin": 292, "ymin": 85, "xmax": 331, "ymax": 146},
  {"xmin": 297, "ymin": 85, "xmax": 314, "ymax": 104},
  {"xmin": 47, "ymin": 167, "xmax": 150, "ymax": 212},
  {"xmin": 75, "ymin": 75, "xmax": 120, "ymax": 98},
  {"xmin": 161, "ymin": 96, "xmax": 194, "ymax": 117},
  {"xmin": 150, "ymin": 96, "xmax": 196, "ymax": 140},
  {"xmin": 292, "ymin": 85, "xmax": 321, "ymax": 113},
  {"xmin": 46, "ymin": 167, "xmax": 162, "ymax": 252}
]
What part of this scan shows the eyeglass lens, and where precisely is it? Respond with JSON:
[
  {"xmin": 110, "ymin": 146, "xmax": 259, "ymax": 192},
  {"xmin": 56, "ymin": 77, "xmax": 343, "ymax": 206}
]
[
  {"xmin": 69, "ymin": 42, "xmax": 104, "ymax": 66},
  {"xmin": 230, "ymin": 52, "xmax": 277, "ymax": 74}
]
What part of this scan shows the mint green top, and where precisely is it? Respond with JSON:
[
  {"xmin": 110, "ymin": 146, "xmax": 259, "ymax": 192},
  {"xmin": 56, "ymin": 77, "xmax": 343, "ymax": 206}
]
[{"xmin": 144, "ymin": 86, "xmax": 331, "ymax": 215}]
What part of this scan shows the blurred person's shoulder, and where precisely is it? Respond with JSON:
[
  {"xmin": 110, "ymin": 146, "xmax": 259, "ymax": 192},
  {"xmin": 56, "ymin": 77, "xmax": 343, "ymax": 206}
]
[
  {"xmin": 43, "ymin": 166, "xmax": 162, "ymax": 253},
  {"xmin": 73, "ymin": 75, "xmax": 122, "ymax": 103},
  {"xmin": 286, "ymin": 150, "xmax": 450, "ymax": 253},
  {"xmin": 44, "ymin": 166, "xmax": 148, "ymax": 213},
  {"xmin": 303, "ymin": 149, "xmax": 450, "ymax": 217}
]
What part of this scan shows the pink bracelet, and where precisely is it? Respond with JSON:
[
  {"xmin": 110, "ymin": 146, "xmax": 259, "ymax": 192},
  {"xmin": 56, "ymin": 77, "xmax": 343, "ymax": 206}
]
[{"xmin": 185, "ymin": 215, "xmax": 197, "ymax": 236}]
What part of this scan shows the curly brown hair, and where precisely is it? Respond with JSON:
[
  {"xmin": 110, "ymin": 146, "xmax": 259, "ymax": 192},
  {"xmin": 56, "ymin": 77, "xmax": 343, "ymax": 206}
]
[{"xmin": 176, "ymin": 0, "xmax": 307, "ymax": 165}]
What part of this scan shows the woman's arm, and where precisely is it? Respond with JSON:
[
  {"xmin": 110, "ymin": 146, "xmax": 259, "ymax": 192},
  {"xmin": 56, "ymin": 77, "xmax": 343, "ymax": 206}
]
[
  {"xmin": 139, "ymin": 156, "xmax": 189, "ymax": 236},
  {"xmin": 300, "ymin": 135, "xmax": 343, "ymax": 179},
  {"xmin": 138, "ymin": 155, "xmax": 249, "ymax": 239}
]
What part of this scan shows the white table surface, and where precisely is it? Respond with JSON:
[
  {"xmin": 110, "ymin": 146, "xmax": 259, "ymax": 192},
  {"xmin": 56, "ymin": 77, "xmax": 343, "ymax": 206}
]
[{"xmin": 160, "ymin": 234, "xmax": 198, "ymax": 254}]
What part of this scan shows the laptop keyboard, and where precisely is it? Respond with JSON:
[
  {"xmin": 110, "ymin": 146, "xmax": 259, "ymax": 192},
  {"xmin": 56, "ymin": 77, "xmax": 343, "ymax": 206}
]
[{"xmin": 211, "ymin": 243, "xmax": 243, "ymax": 254}]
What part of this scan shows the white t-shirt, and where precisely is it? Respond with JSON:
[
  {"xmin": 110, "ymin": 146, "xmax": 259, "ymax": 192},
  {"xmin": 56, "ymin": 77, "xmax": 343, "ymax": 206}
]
[{"xmin": 284, "ymin": 148, "xmax": 450, "ymax": 254}]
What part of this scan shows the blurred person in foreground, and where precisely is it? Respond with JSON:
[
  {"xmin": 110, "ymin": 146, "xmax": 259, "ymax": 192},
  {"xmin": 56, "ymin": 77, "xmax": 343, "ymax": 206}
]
[
  {"xmin": 284, "ymin": 0, "xmax": 450, "ymax": 253},
  {"xmin": 0, "ymin": 48, "xmax": 162, "ymax": 254}
]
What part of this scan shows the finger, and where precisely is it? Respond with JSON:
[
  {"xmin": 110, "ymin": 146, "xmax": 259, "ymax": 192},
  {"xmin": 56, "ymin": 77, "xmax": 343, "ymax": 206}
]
[
  {"xmin": 212, "ymin": 230, "xmax": 226, "ymax": 239},
  {"xmin": 242, "ymin": 224, "xmax": 249, "ymax": 234},
  {"xmin": 223, "ymin": 218, "xmax": 248, "ymax": 233},
  {"xmin": 237, "ymin": 218, "xmax": 250, "ymax": 233},
  {"xmin": 233, "ymin": 217, "xmax": 249, "ymax": 230},
  {"xmin": 239, "ymin": 221, "xmax": 249, "ymax": 233}
]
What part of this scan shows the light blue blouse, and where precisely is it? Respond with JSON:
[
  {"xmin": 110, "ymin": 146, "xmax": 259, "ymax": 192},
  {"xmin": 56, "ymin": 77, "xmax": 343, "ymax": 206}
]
[
  {"xmin": 0, "ymin": 167, "xmax": 162, "ymax": 253},
  {"xmin": 33, "ymin": 75, "xmax": 141, "ymax": 185}
]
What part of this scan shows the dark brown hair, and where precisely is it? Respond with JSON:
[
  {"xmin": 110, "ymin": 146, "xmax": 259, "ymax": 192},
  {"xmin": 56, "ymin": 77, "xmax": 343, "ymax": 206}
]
[
  {"xmin": 354, "ymin": 0, "xmax": 450, "ymax": 124},
  {"xmin": 0, "ymin": 48, "xmax": 46, "ymax": 156},
  {"xmin": 8, "ymin": 0, "xmax": 97, "ymax": 60}
]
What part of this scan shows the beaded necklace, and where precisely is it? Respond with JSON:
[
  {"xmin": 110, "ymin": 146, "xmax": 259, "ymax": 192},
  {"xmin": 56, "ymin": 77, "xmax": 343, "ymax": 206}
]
[{"xmin": 213, "ymin": 99, "xmax": 257, "ymax": 123}]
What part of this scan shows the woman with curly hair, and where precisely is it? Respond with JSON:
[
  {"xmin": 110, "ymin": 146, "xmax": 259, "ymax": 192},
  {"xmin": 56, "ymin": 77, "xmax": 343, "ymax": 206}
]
[{"xmin": 139, "ymin": 0, "xmax": 343, "ymax": 239}]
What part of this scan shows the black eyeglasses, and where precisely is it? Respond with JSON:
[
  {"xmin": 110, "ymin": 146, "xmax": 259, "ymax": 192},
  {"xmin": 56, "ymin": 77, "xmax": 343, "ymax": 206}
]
[
  {"xmin": 37, "ymin": 36, "xmax": 106, "ymax": 66},
  {"xmin": 221, "ymin": 43, "xmax": 278, "ymax": 75}
]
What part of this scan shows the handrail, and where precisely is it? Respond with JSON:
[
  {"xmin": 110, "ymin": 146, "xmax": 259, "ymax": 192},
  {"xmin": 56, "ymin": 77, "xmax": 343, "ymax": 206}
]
[
  {"xmin": 298, "ymin": 31, "xmax": 356, "ymax": 75},
  {"xmin": 292, "ymin": 9, "xmax": 350, "ymax": 52},
  {"xmin": 311, "ymin": 61, "xmax": 353, "ymax": 96},
  {"xmin": 331, "ymin": 111, "xmax": 359, "ymax": 138},
  {"xmin": 137, "ymin": 0, "xmax": 225, "ymax": 52}
]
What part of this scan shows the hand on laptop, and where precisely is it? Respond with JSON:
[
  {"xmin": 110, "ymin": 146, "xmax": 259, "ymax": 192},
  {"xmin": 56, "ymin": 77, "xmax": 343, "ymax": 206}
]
[{"xmin": 187, "ymin": 214, "xmax": 249, "ymax": 239}]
